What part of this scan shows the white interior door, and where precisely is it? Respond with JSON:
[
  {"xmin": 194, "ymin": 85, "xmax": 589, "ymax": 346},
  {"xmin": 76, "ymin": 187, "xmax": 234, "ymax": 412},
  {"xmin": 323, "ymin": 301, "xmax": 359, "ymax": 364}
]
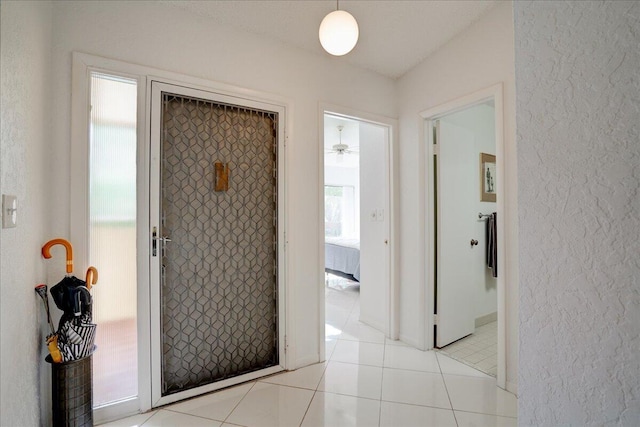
[
  {"xmin": 149, "ymin": 81, "xmax": 286, "ymax": 407},
  {"xmin": 359, "ymin": 122, "xmax": 390, "ymax": 334},
  {"xmin": 435, "ymin": 119, "xmax": 476, "ymax": 348}
]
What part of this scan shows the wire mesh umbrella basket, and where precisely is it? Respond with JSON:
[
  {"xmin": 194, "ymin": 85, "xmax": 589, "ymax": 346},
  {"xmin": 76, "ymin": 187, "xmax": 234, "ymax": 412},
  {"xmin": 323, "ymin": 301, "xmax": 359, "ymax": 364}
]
[{"xmin": 37, "ymin": 239, "xmax": 99, "ymax": 427}]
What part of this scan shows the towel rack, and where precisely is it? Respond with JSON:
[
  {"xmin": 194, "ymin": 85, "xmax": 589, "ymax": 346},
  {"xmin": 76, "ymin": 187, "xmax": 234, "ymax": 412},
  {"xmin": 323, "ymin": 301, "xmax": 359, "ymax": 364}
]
[{"xmin": 478, "ymin": 212, "xmax": 493, "ymax": 220}]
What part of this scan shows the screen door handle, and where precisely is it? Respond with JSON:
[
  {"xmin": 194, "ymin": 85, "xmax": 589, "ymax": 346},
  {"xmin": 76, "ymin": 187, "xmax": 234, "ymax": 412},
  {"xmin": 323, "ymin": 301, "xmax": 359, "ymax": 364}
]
[{"xmin": 152, "ymin": 227, "xmax": 172, "ymax": 257}]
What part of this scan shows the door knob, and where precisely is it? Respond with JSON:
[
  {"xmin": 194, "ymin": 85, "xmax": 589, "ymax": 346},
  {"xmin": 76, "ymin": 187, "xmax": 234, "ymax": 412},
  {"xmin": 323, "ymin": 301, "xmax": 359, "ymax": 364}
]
[{"xmin": 470, "ymin": 239, "xmax": 479, "ymax": 247}]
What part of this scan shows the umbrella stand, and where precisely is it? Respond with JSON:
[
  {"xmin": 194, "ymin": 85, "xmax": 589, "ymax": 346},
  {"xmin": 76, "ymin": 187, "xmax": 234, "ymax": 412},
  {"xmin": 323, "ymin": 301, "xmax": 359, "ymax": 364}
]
[
  {"xmin": 41, "ymin": 238, "xmax": 97, "ymax": 427},
  {"xmin": 46, "ymin": 351, "xmax": 94, "ymax": 427}
]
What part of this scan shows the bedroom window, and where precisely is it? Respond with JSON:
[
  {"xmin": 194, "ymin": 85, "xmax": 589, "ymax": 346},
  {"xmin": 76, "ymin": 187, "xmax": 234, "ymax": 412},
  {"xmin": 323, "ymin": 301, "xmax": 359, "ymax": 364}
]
[{"xmin": 324, "ymin": 185, "xmax": 356, "ymax": 238}]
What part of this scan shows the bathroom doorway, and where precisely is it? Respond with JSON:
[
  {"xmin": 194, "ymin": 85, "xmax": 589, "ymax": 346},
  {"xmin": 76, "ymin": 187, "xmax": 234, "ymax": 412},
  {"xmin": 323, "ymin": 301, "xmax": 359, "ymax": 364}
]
[
  {"xmin": 432, "ymin": 101, "xmax": 498, "ymax": 376},
  {"xmin": 421, "ymin": 84, "xmax": 506, "ymax": 386}
]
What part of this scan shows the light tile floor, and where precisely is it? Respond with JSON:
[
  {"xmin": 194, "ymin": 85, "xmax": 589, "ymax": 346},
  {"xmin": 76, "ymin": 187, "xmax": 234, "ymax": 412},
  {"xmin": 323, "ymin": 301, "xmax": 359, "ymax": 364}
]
[
  {"xmin": 437, "ymin": 321, "xmax": 498, "ymax": 377},
  {"xmin": 100, "ymin": 277, "xmax": 516, "ymax": 426}
]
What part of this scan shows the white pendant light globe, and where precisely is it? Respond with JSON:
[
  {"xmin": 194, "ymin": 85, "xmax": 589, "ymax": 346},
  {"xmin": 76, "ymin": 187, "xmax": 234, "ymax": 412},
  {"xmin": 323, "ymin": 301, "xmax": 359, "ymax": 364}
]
[{"xmin": 319, "ymin": 10, "xmax": 359, "ymax": 56}]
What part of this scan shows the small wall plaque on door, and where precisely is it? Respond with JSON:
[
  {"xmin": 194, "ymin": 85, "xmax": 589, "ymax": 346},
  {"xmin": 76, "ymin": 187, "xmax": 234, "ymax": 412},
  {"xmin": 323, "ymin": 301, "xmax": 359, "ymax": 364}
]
[{"xmin": 214, "ymin": 162, "xmax": 229, "ymax": 192}]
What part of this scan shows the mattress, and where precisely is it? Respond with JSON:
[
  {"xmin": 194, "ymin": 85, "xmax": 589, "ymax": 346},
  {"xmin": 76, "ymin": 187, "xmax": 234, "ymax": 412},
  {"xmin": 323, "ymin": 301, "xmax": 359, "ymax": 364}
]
[{"xmin": 325, "ymin": 237, "xmax": 360, "ymax": 282}]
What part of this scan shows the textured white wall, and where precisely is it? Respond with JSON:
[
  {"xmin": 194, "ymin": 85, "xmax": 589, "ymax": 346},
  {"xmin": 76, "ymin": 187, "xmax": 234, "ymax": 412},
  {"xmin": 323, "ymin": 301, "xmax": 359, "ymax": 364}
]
[
  {"xmin": 515, "ymin": 1, "xmax": 640, "ymax": 424},
  {"xmin": 0, "ymin": 1, "xmax": 53, "ymax": 426},
  {"xmin": 50, "ymin": 1, "xmax": 396, "ymax": 370},
  {"xmin": 396, "ymin": 1, "xmax": 518, "ymax": 390}
]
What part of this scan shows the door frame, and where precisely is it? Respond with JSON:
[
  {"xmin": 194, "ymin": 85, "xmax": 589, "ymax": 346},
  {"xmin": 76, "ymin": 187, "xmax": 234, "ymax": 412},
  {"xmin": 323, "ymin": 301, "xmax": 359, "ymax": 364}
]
[
  {"xmin": 71, "ymin": 52, "xmax": 293, "ymax": 423},
  {"xmin": 318, "ymin": 103, "xmax": 399, "ymax": 360},
  {"xmin": 149, "ymin": 81, "xmax": 287, "ymax": 407},
  {"xmin": 419, "ymin": 83, "xmax": 507, "ymax": 388}
]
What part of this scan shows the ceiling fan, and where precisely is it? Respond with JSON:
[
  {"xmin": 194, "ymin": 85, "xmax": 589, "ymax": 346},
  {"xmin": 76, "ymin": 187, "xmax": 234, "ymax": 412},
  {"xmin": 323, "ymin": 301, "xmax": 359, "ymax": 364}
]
[{"xmin": 326, "ymin": 125, "xmax": 359, "ymax": 156}]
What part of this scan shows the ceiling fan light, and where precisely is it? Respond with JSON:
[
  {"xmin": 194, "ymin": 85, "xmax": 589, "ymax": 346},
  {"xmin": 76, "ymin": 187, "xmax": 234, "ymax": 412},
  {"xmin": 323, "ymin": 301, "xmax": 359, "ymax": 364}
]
[{"xmin": 319, "ymin": 10, "xmax": 359, "ymax": 56}]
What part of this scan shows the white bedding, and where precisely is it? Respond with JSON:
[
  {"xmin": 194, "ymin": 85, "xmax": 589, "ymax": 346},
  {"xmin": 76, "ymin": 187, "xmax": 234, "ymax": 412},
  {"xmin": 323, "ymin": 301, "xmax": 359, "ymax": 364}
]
[{"xmin": 325, "ymin": 237, "xmax": 360, "ymax": 281}]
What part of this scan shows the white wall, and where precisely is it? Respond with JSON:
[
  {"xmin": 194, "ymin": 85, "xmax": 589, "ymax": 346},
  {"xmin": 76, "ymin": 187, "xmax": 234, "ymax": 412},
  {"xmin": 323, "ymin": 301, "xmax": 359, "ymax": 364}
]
[
  {"xmin": 0, "ymin": 1, "xmax": 53, "ymax": 426},
  {"xmin": 396, "ymin": 2, "xmax": 518, "ymax": 390},
  {"xmin": 516, "ymin": 1, "xmax": 640, "ymax": 424},
  {"xmin": 49, "ymin": 1, "xmax": 396, "ymax": 372},
  {"xmin": 358, "ymin": 122, "xmax": 388, "ymax": 333},
  {"xmin": 440, "ymin": 103, "xmax": 497, "ymax": 321}
]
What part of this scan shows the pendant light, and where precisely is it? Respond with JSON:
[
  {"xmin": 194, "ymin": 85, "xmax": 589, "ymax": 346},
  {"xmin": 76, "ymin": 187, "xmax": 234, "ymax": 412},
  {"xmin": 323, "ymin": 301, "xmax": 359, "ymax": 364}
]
[{"xmin": 319, "ymin": 0, "xmax": 359, "ymax": 56}]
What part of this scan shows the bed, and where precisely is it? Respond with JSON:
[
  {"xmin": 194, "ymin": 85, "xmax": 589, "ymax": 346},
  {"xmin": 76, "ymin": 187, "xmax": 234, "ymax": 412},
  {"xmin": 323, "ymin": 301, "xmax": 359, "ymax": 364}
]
[{"xmin": 325, "ymin": 237, "xmax": 360, "ymax": 282}]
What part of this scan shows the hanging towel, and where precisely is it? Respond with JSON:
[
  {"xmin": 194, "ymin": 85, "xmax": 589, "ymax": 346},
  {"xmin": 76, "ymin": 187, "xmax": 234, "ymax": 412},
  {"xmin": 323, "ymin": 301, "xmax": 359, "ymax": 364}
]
[{"xmin": 486, "ymin": 212, "xmax": 498, "ymax": 278}]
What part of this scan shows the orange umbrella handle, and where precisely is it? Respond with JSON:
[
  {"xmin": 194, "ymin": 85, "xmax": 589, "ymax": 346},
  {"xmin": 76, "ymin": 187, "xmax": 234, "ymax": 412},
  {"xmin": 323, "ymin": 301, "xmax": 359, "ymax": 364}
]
[
  {"xmin": 85, "ymin": 266, "xmax": 98, "ymax": 290},
  {"xmin": 42, "ymin": 239, "xmax": 73, "ymax": 274}
]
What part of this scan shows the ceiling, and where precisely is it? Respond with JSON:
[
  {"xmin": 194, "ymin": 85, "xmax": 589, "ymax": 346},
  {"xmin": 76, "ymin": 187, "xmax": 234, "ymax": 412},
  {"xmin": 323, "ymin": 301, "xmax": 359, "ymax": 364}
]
[{"xmin": 160, "ymin": 0, "xmax": 499, "ymax": 79}]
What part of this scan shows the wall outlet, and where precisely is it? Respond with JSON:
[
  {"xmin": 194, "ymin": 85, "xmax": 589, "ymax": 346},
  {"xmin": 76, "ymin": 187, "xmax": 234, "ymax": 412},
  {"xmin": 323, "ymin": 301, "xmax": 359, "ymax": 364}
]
[{"xmin": 2, "ymin": 195, "xmax": 17, "ymax": 228}]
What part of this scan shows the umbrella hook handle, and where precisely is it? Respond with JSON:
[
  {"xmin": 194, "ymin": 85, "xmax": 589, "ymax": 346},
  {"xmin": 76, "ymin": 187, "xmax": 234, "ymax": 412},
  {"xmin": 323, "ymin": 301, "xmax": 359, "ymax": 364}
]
[
  {"xmin": 42, "ymin": 238, "xmax": 73, "ymax": 274},
  {"xmin": 85, "ymin": 266, "xmax": 98, "ymax": 290}
]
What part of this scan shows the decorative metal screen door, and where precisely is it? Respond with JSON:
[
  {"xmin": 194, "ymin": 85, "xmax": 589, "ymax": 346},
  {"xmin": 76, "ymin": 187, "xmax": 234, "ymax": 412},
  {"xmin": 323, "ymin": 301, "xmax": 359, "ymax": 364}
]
[{"xmin": 149, "ymin": 82, "xmax": 285, "ymax": 407}]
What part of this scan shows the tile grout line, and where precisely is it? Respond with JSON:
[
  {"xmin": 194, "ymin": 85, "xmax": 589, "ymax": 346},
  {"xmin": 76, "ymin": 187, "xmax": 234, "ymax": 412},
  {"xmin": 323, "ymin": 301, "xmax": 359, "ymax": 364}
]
[
  {"xmin": 435, "ymin": 352, "xmax": 460, "ymax": 427},
  {"xmin": 220, "ymin": 380, "xmax": 258, "ymax": 425},
  {"xmin": 298, "ymin": 390, "xmax": 317, "ymax": 427},
  {"xmin": 162, "ymin": 408, "xmax": 229, "ymax": 424},
  {"xmin": 454, "ymin": 408, "xmax": 518, "ymax": 419},
  {"xmin": 138, "ymin": 409, "xmax": 161, "ymax": 427},
  {"xmin": 378, "ymin": 339, "xmax": 387, "ymax": 427}
]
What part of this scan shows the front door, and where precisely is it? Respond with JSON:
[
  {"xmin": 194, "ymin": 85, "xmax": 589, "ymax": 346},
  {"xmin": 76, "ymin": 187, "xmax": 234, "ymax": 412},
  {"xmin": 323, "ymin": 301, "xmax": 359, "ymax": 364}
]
[{"xmin": 149, "ymin": 82, "xmax": 286, "ymax": 406}]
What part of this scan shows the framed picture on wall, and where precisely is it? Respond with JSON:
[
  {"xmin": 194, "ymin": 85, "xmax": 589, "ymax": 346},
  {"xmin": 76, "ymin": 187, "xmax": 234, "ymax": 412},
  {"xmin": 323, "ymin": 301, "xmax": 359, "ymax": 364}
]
[{"xmin": 480, "ymin": 153, "xmax": 496, "ymax": 202}]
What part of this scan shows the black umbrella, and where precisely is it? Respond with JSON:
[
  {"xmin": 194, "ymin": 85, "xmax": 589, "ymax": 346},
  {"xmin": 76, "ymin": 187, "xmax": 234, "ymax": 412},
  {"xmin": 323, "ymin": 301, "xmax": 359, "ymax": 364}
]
[{"xmin": 50, "ymin": 276, "xmax": 92, "ymax": 317}]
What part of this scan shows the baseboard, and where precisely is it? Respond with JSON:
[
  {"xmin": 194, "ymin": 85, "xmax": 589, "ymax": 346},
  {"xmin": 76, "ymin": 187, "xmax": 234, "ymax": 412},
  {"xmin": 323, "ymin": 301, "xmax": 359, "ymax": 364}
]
[{"xmin": 475, "ymin": 311, "xmax": 497, "ymax": 328}]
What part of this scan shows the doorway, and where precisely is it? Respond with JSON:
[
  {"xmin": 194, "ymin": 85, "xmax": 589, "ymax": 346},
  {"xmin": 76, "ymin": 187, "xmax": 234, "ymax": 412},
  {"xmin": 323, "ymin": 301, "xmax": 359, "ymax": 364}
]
[
  {"xmin": 321, "ymin": 109, "xmax": 397, "ymax": 360},
  {"xmin": 421, "ymin": 84, "xmax": 506, "ymax": 387},
  {"xmin": 149, "ymin": 82, "xmax": 286, "ymax": 407},
  {"xmin": 433, "ymin": 101, "xmax": 498, "ymax": 377},
  {"xmin": 71, "ymin": 54, "xmax": 293, "ymax": 422}
]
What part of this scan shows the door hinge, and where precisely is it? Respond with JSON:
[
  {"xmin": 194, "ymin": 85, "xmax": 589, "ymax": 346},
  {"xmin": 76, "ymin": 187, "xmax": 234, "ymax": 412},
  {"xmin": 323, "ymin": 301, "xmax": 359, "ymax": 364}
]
[
  {"xmin": 284, "ymin": 335, "xmax": 288, "ymax": 353},
  {"xmin": 432, "ymin": 144, "xmax": 440, "ymax": 156},
  {"xmin": 433, "ymin": 314, "xmax": 439, "ymax": 325}
]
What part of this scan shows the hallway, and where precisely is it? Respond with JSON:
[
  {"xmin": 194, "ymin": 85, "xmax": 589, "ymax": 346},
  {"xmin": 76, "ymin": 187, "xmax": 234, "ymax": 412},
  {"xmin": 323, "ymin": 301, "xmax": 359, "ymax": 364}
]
[{"xmin": 102, "ymin": 284, "xmax": 517, "ymax": 426}]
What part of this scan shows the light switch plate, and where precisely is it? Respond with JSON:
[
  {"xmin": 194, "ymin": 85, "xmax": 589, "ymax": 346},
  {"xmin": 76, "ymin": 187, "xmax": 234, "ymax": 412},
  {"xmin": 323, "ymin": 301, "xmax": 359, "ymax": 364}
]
[{"xmin": 2, "ymin": 195, "xmax": 17, "ymax": 228}]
